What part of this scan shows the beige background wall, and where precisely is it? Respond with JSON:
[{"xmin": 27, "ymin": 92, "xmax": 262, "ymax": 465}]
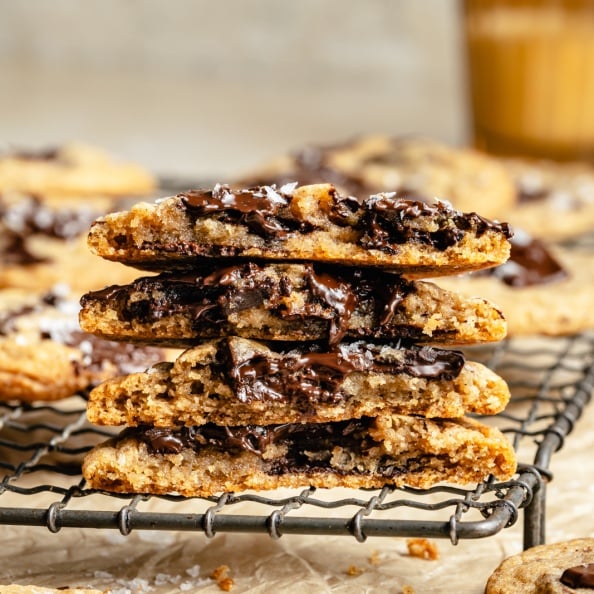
[{"xmin": 0, "ymin": 1, "xmax": 467, "ymax": 178}]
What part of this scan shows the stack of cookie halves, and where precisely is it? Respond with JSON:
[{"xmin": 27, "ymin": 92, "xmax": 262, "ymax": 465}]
[{"xmin": 80, "ymin": 183, "xmax": 517, "ymax": 497}]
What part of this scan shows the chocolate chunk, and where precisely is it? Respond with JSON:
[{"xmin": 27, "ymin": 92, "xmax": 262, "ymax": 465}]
[
  {"xmin": 358, "ymin": 194, "xmax": 512, "ymax": 253},
  {"xmin": 81, "ymin": 263, "xmax": 424, "ymax": 346},
  {"xmin": 220, "ymin": 340, "xmax": 464, "ymax": 407},
  {"xmin": 560, "ymin": 563, "xmax": 594, "ymax": 588},
  {"xmin": 180, "ymin": 184, "xmax": 299, "ymax": 238},
  {"xmin": 480, "ymin": 231, "xmax": 568, "ymax": 287},
  {"xmin": 4, "ymin": 147, "xmax": 60, "ymax": 161}
]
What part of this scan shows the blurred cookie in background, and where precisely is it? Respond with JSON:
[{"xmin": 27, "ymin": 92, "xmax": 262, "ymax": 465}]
[
  {"xmin": 500, "ymin": 158, "xmax": 594, "ymax": 241},
  {"xmin": 434, "ymin": 229, "xmax": 594, "ymax": 337},
  {"xmin": 0, "ymin": 192, "xmax": 146, "ymax": 292},
  {"xmin": 0, "ymin": 285, "xmax": 163, "ymax": 402},
  {"xmin": 0, "ymin": 142, "xmax": 155, "ymax": 198},
  {"xmin": 237, "ymin": 135, "xmax": 517, "ymax": 219}
]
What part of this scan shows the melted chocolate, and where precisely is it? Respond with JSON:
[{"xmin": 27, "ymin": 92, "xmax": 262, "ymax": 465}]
[
  {"xmin": 179, "ymin": 182, "xmax": 512, "ymax": 253},
  {"xmin": 560, "ymin": 563, "xmax": 594, "ymax": 589},
  {"xmin": 0, "ymin": 194, "xmax": 100, "ymax": 240},
  {"xmin": 0, "ymin": 288, "xmax": 161, "ymax": 376},
  {"xmin": 180, "ymin": 184, "xmax": 297, "ymax": 238},
  {"xmin": 131, "ymin": 418, "xmax": 375, "ymax": 460},
  {"xmin": 357, "ymin": 194, "xmax": 512, "ymax": 253},
  {"xmin": 222, "ymin": 340, "xmax": 464, "ymax": 406},
  {"xmin": 305, "ymin": 265, "xmax": 357, "ymax": 344},
  {"xmin": 480, "ymin": 233, "xmax": 568, "ymax": 287},
  {"xmin": 82, "ymin": 263, "xmax": 424, "ymax": 345},
  {"xmin": 128, "ymin": 419, "xmax": 432, "ymax": 477},
  {"xmin": 67, "ymin": 331, "xmax": 162, "ymax": 376},
  {"xmin": 0, "ymin": 231, "xmax": 47, "ymax": 265}
]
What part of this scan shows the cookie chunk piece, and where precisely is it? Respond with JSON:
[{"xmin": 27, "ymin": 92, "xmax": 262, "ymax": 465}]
[
  {"xmin": 87, "ymin": 183, "xmax": 512, "ymax": 276},
  {"xmin": 486, "ymin": 538, "xmax": 594, "ymax": 593},
  {"xmin": 0, "ymin": 143, "xmax": 155, "ymax": 196},
  {"xmin": 435, "ymin": 230, "xmax": 594, "ymax": 336},
  {"xmin": 502, "ymin": 157, "xmax": 594, "ymax": 240},
  {"xmin": 82, "ymin": 413, "xmax": 517, "ymax": 496},
  {"xmin": 86, "ymin": 337, "xmax": 510, "ymax": 426},
  {"xmin": 0, "ymin": 287, "xmax": 163, "ymax": 401},
  {"xmin": 238, "ymin": 135, "xmax": 516, "ymax": 219},
  {"xmin": 79, "ymin": 262, "xmax": 507, "ymax": 347}
]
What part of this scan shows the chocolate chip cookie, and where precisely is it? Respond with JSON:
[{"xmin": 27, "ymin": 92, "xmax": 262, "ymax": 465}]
[
  {"xmin": 435, "ymin": 230, "xmax": 594, "ymax": 336},
  {"xmin": 0, "ymin": 143, "xmax": 155, "ymax": 196},
  {"xmin": 87, "ymin": 183, "xmax": 512, "ymax": 275},
  {"xmin": 502, "ymin": 157, "xmax": 594, "ymax": 241},
  {"xmin": 0, "ymin": 287, "xmax": 163, "ymax": 401},
  {"xmin": 79, "ymin": 262, "xmax": 507, "ymax": 347},
  {"xmin": 86, "ymin": 337, "xmax": 510, "ymax": 427},
  {"xmin": 486, "ymin": 538, "xmax": 594, "ymax": 593},
  {"xmin": 82, "ymin": 413, "xmax": 517, "ymax": 497},
  {"xmin": 0, "ymin": 193, "xmax": 142, "ymax": 292},
  {"xmin": 238, "ymin": 135, "xmax": 517, "ymax": 219}
]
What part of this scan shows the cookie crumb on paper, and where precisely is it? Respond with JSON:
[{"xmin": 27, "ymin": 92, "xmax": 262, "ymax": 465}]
[{"xmin": 406, "ymin": 538, "xmax": 440, "ymax": 560}]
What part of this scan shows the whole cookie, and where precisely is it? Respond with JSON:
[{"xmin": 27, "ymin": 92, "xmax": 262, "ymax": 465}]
[
  {"xmin": 486, "ymin": 538, "xmax": 594, "ymax": 593},
  {"xmin": 239, "ymin": 135, "xmax": 517, "ymax": 219}
]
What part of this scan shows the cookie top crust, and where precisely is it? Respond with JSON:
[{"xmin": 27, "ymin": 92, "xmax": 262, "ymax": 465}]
[{"xmin": 87, "ymin": 183, "xmax": 512, "ymax": 275}]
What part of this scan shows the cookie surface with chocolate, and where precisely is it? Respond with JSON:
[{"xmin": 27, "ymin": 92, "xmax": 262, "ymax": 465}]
[
  {"xmin": 0, "ymin": 287, "xmax": 163, "ymax": 401},
  {"xmin": 238, "ymin": 135, "xmax": 516, "ymax": 219},
  {"xmin": 86, "ymin": 337, "xmax": 510, "ymax": 426},
  {"xmin": 82, "ymin": 413, "xmax": 516, "ymax": 496},
  {"xmin": 435, "ymin": 231, "xmax": 594, "ymax": 336},
  {"xmin": 79, "ymin": 262, "xmax": 507, "ymax": 347},
  {"xmin": 486, "ymin": 538, "xmax": 594, "ymax": 593},
  {"xmin": 87, "ymin": 183, "xmax": 512, "ymax": 276}
]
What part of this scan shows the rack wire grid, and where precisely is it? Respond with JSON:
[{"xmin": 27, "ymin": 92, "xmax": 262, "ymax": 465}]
[{"xmin": 0, "ymin": 331, "xmax": 593, "ymax": 550}]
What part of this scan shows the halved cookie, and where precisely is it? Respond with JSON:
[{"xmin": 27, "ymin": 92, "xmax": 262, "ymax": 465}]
[
  {"xmin": 87, "ymin": 183, "xmax": 512, "ymax": 275},
  {"xmin": 82, "ymin": 413, "xmax": 517, "ymax": 496},
  {"xmin": 79, "ymin": 262, "xmax": 507, "ymax": 347},
  {"xmin": 86, "ymin": 337, "xmax": 510, "ymax": 426}
]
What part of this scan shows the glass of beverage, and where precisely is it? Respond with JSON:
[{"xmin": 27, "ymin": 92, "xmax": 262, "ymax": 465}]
[{"xmin": 463, "ymin": 0, "xmax": 594, "ymax": 161}]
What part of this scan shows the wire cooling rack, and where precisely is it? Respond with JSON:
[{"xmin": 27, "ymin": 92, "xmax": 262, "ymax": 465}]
[{"xmin": 0, "ymin": 332, "xmax": 593, "ymax": 549}]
